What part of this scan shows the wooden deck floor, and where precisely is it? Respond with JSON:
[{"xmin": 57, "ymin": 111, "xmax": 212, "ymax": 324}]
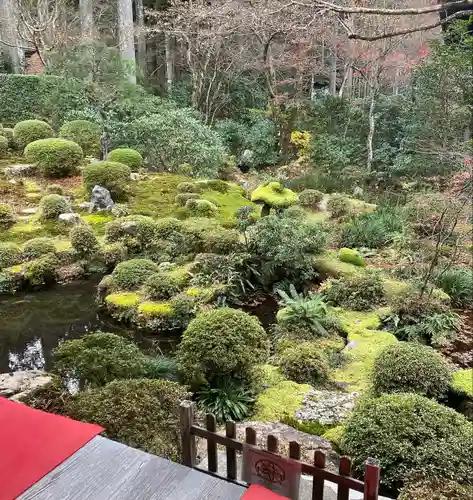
[{"xmin": 19, "ymin": 436, "xmax": 246, "ymax": 500}]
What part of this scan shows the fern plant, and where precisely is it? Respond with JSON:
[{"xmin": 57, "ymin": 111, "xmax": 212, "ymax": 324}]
[
  {"xmin": 277, "ymin": 285, "xmax": 329, "ymax": 336},
  {"xmin": 197, "ymin": 378, "xmax": 254, "ymax": 422}
]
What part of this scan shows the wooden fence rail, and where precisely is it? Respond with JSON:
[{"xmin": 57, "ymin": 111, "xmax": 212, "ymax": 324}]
[{"xmin": 180, "ymin": 400, "xmax": 381, "ymax": 500}]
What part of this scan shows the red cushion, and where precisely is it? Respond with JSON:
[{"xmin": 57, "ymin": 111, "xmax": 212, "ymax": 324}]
[{"xmin": 241, "ymin": 484, "xmax": 290, "ymax": 499}]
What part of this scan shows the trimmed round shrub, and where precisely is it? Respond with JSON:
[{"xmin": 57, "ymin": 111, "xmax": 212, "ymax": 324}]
[
  {"xmin": 23, "ymin": 238, "xmax": 56, "ymax": 261},
  {"xmin": 39, "ymin": 194, "xmax": 69, "ymax": 220},
  {"xmin": 45, "ymin": 184, "xmax": 64, "ymax": 195},
  {"xmin": 13, "ymin": 119, "xmax": 54, "ymax": 149},
  {"xmin": 399, "ymin": 478, "xmax": 473, "ymax": 500},
  {"xmin": 0, "ymin": 203, "xmax": 16, "ymax": 229},
  {"xmin": 25, "ymin": 138, "xmax": 83, "ymax": 178},
  {"xmin": 327, "ymin": 194, "xmax": 350, "ymax": 218},
  {"xmin": 338, "ymin": 248, "xmax": 366, "ymax": 267},
  {"xmin": 111, "ymin": 259, "xmax": 159, "ymax": 290},
  {"xmin": 177, "ymin": 182, "xmax": 201, "ymax": 193},
  {"xmin": 24, "ymin": 254, "xmax": 57, "ymax": 285},
  {"xmin": 201, "ymin": 228, "xmax": 241, "ymax": 254},
  {"xmin": 0, "ymin": 127, "xmax": 14, "ymax": 148},
  {"xmin": 105, "ymin": 215, "xmax": 158, "ymax": 248},
  {"xmin": 59, "ymin": 120, "xmax": 101, "ymax": 157},
  {"xmin": 206, "ymin": 179, "xmax": 229, "ymax": 193},
  {"xmin": 0, "ymin": 242, "xmax": 22, "ymax": 269},
  {"xmin": 70, "ymin": 224, "xmax": 99, "ymax": 256},
  {"xmin": 341, "ymin": 393, "xmax": 473, "ymax": 489},
  {"xmin": 107, "ymin": 148, "xmax": 143, "ymax": 171},
  {"xmin": 185, "ymin": 198, "xmax": 218, "ymax": 218},
  {"xmin": 82, "ymin": 161, "xmax": 131, "ymax": 200},
  {"xmin": 372, "ymin": 342, "xmax": 452, "ymax": 399},
  {"xmin": 99, "ymin": 243, "xmax": 128, "ymax": 268},
  {"xmin": 176, "ymin": 308, "xmax": 270, "ymax": 384},
  {"xmin": 53, "ymin": 332, "xmax": 150, "ymax": 387},
  {"xmin": 175, "ymin": 192, "xmax": 200, "ymax": 206},
  {"xmin": 278, "ymin": 342, "xmax": 330, "ymax": 385},
  {"xmin": 144, "ymin": 272, "xmax": 181, "ymax": 300},
  {"xmin": 66, "ymin": 379, "xmax": 188, "ymax": 459},
  {"xmin": 0, "ymin": 135, "xmax": 8, "ymax": 157},
  {"xmin": 322, "ymin": 273, "xmax": 386, "ymax": 311},
  {"xmin": 299, "ymin": 189, "xmax": 324, "ymax": 209}
]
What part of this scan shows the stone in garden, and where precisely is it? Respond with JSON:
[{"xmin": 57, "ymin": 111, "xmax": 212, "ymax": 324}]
[
  {"xmin": 0, "ymin": 371, "xmax": 51, "ymax": 401},
  {"xmin": 4, "ymin": 164, "xmax": 36, "ymax": 178},
  {"xmin": 295, "ymin": 390, "xmax": 359, "ymax": 425},
  {"xmin": 88, "ymin": 185, "xmax": 114, "ymax": 213},
  {"xmin": 345, "ymin": 341, "xmax": 359, "ymax": 350},
  {"xmin": 129, "ymin": 172, "xmax": 139, "ymax": 181},
  {"xmin": 58, "ymin": 212, "xmax": 81, "ymax": 224},
  {"xmin": 79, "ymin": 202, "xmax": 92, "ymax": 211},
  {"xmin": 122, "ymin": 221, "xmax": 138, "ymax": 235},
  {"xmin": 20, "ymin": 207, "xmax": 38, "ymax": 216}
]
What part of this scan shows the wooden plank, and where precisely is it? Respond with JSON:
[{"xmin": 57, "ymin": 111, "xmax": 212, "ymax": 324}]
[
  {"xmin": 289, "ymin": 441, "xmax": 301, "ymax": 461},
  {"xmin": 180, "ymin": 400, "xmax": 196, "ymax": 468},
  {"xmin": 206, "ymin": 414, "xmax": 218, "ymax": 474},
  {"xmin": 337, "ymin": 456, "xmax": 352, "ymax": 500},
  {"xmin": 267, "ymin": 435, "xmax": 278, "ymax": 454},
  {"xmin": 363, "ymin": 458, "xmax": 380, "ymax": 500},
  {"xmin": 300, "ymin": 462, "xmax": 365, "ymax": 493},
  {"xmin": 191, "ymin": 426, "xmax": 243, "ymax": 451},
  {"xmin": 225, "ymin": 421, "xmax": 237, "ymax": 480},
  {"xmin": 245, "ymin": 427, "xmax": 256, "ymax": 446},
  {"xmin": 312, "ymin": 450, "xmax": 326, "ymax": 500}
]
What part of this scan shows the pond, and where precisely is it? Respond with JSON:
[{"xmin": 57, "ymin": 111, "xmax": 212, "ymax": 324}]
[{"xmin": 0, "ymin": 277, "xmax": 177, "ymax": 373}]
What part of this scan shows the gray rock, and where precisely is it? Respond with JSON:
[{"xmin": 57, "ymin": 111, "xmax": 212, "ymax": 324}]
[
  {"xmin": 0, "ymin": 370, "xmax": 52, "ymax": 401},
  {"xmin": 295, "ymin": 390, "xmax": 359, "ymax": 425},
  {"xmin": 237, "ymin": 180, "xmax": 250, "ymax": 190},
  {"xmin": 345, "ymin": 341, "xmax": 359, "ymax": 350},
  {"xmin": 129, "ymin": 172, "xmax": 140, "ymax": 181},
  {"xmin": 4, "ymin": 164, "xmax": 37, "ymax": 178},
  {"xmin": 79, "ymin": 202, "xmax": 92, "ymax": 211},
  {"xmin": 20, "ymin": 207, "xmax": 38, "ymax": 215},
  {"xmin": 89, "ymin": 185, "xmax": 114, "ymax": 213},
  {"xmin": 58, "ymin": 212, "xmax": 81, "ymax": 224},
  {"xmin": 122, "ymin": 221, "xmax": 138, "ymax": 235}
]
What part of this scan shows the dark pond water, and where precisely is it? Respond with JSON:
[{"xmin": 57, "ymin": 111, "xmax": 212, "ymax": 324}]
[{"xmin": 0, "ymin": 276, "xmax": 177, "ymax": 373}]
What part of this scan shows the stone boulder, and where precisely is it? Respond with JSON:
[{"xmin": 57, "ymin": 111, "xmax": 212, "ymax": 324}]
[
  {"xmin": 295, "ymin": 390, "xmax": 359, "ymax": 425},
  {"xmin": 89, "ymin": 185, "xmax": 114, "ymax": 213},
  {"xmin": 58, "ymin": 212, "xmax": 82, "ymax": 224},
  {"xmin": 0, "ymin": 371, "xmax": 52, "ymax": 401},
  {"xmin": 4, "ymin": 164, "xmax": 37, "ymax": 178}
]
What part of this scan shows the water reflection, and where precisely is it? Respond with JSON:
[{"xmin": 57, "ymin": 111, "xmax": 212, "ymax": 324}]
[{"xmin": 0, "ymin": 277, "xmax": 176, "ymax": 373}]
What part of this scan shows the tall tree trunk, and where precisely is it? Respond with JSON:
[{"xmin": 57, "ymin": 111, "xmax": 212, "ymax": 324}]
[
  {"xmin": 1, "ymin": 0, "xmax": 24, "ymax": 73},
  {"xmin": 329, "ymin": 50, "xmax": 337, "ymax": 95},
  {"xmin": 367, "ymin": 91, "xmax": 376, "ymax": 172},
  {"xmin": 164, "ymin": 31, "xmax": 174, "ymax": 94},
  {"xmin": 79, "ymin": 0, "xmax": 94, "ymax": 39},
  {"xmin": 135, "ymin": 0, "xmax": 146, "ymax": 82},
  {"xmin": 117, "ymin": 0, "xmax": 136, "ymax": 84}
]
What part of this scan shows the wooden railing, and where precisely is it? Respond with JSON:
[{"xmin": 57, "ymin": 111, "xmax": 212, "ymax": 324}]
[{"xmin": 180, "ymin": 400, "xmax": 381, "ymax": 500}]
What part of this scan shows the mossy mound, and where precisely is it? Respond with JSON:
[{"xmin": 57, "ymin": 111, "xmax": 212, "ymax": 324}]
[
  {"xmin": 251, "ymin": 181, "xmax": 298, "ymax": 209},
  {"xmin": 137, "ymin": 301, "xmax": 174, "ymax": 317},
  {"xmin": 339, "ymin": 248, "xmax": 366, "ymax": 267},
  {"xmin": 452, "ymin": 369, "xmax": 473, "ymax": 396},
  {"xmin": 105, "ymin": 292, "xmax": 141, "ymax": 309}
]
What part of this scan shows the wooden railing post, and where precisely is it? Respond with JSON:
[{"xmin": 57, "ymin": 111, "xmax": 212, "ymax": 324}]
[
  {"xmin": 180, "ymin": 400, "xmax": 196, "ymax": 468},
  {"xmin": 312, "ymin": 450, "xmax": 326, "ymax": 500},
  {"xmin": 363, "ymin": 458, "xmax": 380, "ymax": 500},
  {"xmin": 337, "ymin": 456, "xmax": 352, "ymax": 500},
  {"xmin": 206, "ymin": 414, "xmax": 217, "ymax": 473},
  {"xmin": 226, "ymin": 421, "xmax": 237, "ymax": 480}
]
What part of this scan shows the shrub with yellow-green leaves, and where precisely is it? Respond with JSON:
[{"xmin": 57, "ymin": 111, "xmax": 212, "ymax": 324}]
[
  {"xmin": 0, "ymin": 203, "xmax": 16, "ymax": 230},
  {"xmin": 70, "ymin": 224, "xmax": 99, "ymax": 257},
  {"xmin": 13, "ymin": 119, "xmax": 54, "ymax": 149},
  {"xmin": 107, "ymin": 148, "xmax": 143, "ymax": 171},
  {"xmin": 25, "ymin": 138, "xmax": 83, "ymax": 178},
  {"xmin": 298, "ymin": 189, "xmax": 323, "ymax": 209},
  {"xmin": 111, "ymin": 259, "xmax": 159, "ymax": 290}
]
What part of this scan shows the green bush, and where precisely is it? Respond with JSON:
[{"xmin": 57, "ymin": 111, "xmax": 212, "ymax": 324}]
[
  {"xmin": 175, "ymin": 192, "xmax": 200, "ymax": 206},
  {"xmin": 25, "ymin": 138, "xmax": 83, "ymax": 178},
  {"xmin": 66, "ymin": 379, "xmax": 188, "ymax": 460},
  {"xmin": 24, "ymin": 254, "xmax": 57, "ymax": 285},
  {"xmin": 185, "ymin": 198, "xmax": 219, "ymax": 217},
  {"xmin": 0, "ymin": 242, "xmax": 22, "ymax": 269},
  {"xmin": 177, "ymin": 182, "xmax": 201, "ymax": 193},
  {"xmin": 99, "ymin": 243, "xmax": 128, "ymax": 268},
  {"xmin": 278, "ymin": 342, "xmax": 330, "ymax": 385},
  {"xmin": 59, "ymin": 120, "xmax": 101, "ymax": 157},
  {"xmin": 176, "ymin": 308, "xmax": 270, "ymax": 385},
  {"xmin": 107, "ymin": 148, "xmax": 143, "ymax": 171},
  {"xmin": 129, "ymin": 110, "xmax": 226, "ymax": 178},
  {"xmin": 0, "ymin": 135, "xmax": 8, "ymax": 157},
  {"xmin": 338, "ymin": 248, "xmax": 366, "ymax": 267},
  {"xmin": 105, "ymin": 215, "xmax": 158, "ymax": 247},
  {"xmin": 372, "ymin": 342, "xmax": 452, "ymax": 399},
  {"xmin": 399, "ymin": 478, "xmax": 473, "ymax": 500},
  {"xmin": 299, "ymin": 189, "xmax": 324, "ymax": 209},
  {"xmin": 436, "ymin": 268, "xmax": 473, "ymax": 308},
  {"xmin": 0, "ymin": 203, "xmax": 16, "ymax": 229},
  {"xmin": 322, "ymin": 273, "xmax": 386, "ymax": 311},
  {"xmin": 39, "ymin": 194, "xmax": 69, "ymax": 220},
  {"xmin": 82, "ymin": 161, "xmax": 131, "ymax": 200},
  {"xmin": 327, "ymin": 194, "xmax": 350, "ymax": 218},
  {"xmin": 341, "ymin": 393, "xmax": 473, "ymax": 489},
  {"xmin": 53, "ymin": 332, "xmax": 165, "ymax": 387},
  {"xmin": 13, "ymin": 119, "xmax": 54, "ymax": 149},
  {"xmin": 201, "ymin": 228, "xmax": 241, "ymax": 254},
  {"xmin": 70, "ymin": 224, "xmax": 99, "ymax": 256},
  {"xmin": 144, "ymin": 272, "xmax": 181, "ymax": 300},
  {"xmin": 206, "ymin": 179, "xmax": 229, "ymax": 193},
  {"xmin": 45, "ymin": 184, "xmax": 64, "ymax": 195},
  {"xmin": 23, "ymin": 237, "xmax": 56, "ymax": 261},
  {"xmin": 0, "ymin": 127, "xmax": 14, "ymax": 148},
  {"xmin": 112, "ymin": 259, "xmax": 159, "ymax": 290}
]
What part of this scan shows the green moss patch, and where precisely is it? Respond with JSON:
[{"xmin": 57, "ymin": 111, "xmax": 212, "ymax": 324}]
[
  {"xmin": 252, "ymin": 380, "xmax": 311, "ymax": 421},
  {"xmin": 452, "ymin": 369, "xmax": 473, "ymax": 396},
  {"xmin": 105, "ymin": 292, "xmax": 141, "ymax": 308},
  {"xmin": 314, "ymin": 254, "xmax": 363, "ymax": 279},
  {"xmin": 333, "ymin": 309, "xmax": 397, "ymax": 392},
  {"xmin": 137, "ymin": 301, "xmax": 174, "ymax": 317},
  {"xmin": 80, "ymin": 214, "xmax": 114, "ymax": 235}
]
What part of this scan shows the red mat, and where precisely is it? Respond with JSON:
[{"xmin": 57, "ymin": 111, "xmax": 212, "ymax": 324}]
[
  {"xmin": 0, "ymin": 397, "xmax": 103, "ymax": 500},
  {"xmin": 242, "ymin": 484, "xmax": 290, "ymax": 499}
]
